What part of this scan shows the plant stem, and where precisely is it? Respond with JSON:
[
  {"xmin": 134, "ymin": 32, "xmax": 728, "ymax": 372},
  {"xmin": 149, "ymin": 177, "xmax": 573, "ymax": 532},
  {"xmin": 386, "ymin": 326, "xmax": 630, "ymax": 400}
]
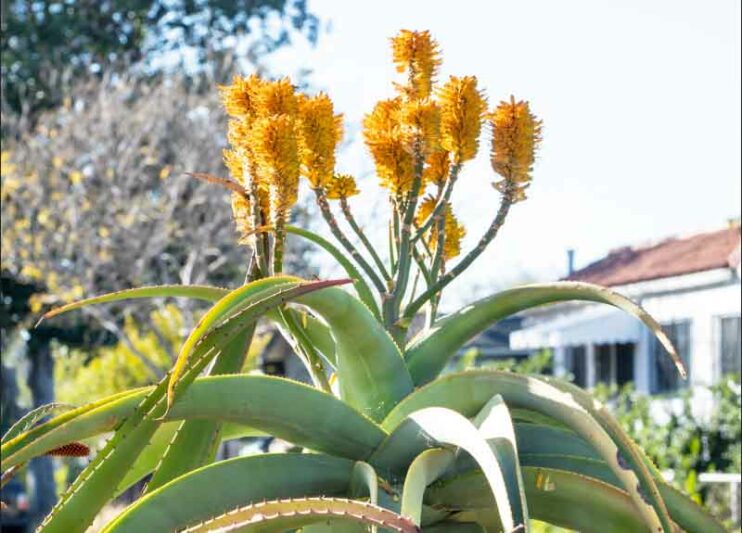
[
  {"xmin": 339, "ymin": 197, "xmax": 391, "ymax": 281},
  {"xmin": 313, "ymin": 188, "xmax": 386, "ymax": 294},
  {"xmin": 273, "ymin": 213, "xmax": 286, "ymax": 274},
  {"xmin": 402, "ymin": 188, "xmax": 516, "ymax": 324},
  {"xmin": 388, "ymin": 141, "xmax": 425, "ymax": 337},
  {"xmin": 412, "ymin": 163, "xmax": 460, "ymax": 242}
]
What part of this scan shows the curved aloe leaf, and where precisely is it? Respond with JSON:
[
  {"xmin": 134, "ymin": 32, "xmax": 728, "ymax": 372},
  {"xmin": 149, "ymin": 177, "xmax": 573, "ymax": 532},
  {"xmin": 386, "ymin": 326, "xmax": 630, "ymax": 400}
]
[
  {"xmin": 296, "ymin": 286, "xmax": 414, "ymax": 422},
  {"xmin": 38, "ymin": 279, "xmax": 349, "ymax": 533},
  {"xmin": 101, "ymin": 454, "xmax": 356, "ymax": 532},
  {"xmin": 2, "ymin": 403, "xmax": 75, "ymax": 444},
  {"xmin": 372, "ymin": 406, "xmax": 525, "ymax": 532},
  {"xmin": 471, "ymin": 395, "xmax": 529, "ymax": 528},
  {"xmin": 286, "ymin": 225, "xmax": 381, "ymax": 320},
  {"xmin": 405, "ymin": 282, "xmax": 686, "ymax": 386},
  {"xmin": 382, "ymin": 371, "xmax": 669, "ymax": 532},
  {"xmin": 39, "ymin": 285, "xmax": 227, "ymax": 324},
  {"xmin": 178, "ymin": 497, "xmax": 419, "ymax": 533},
  {"xmin": 401, "ymin": 448, "xmax": 454, "ymax": 525},
  {"xmin": 430, "ymin": 466, "xmax": 724, "ymax": 533},
  {"xmin": 167, "ymin": 276, "xmax": 332, "ymax": 408},
  {"xmin": 434, "ymin": 468, "xmax": 646, "ymax": 533},
  {"xmin": 268, "ymin": 307, "xmax": 337, "ymax": 366},
  {"xmin": 145, "ymin": 326, "xmax": 255, "ymax": 492},
  {"xmin": 5, "ymin": 375, "xmax": 386, "ymax": 471}
]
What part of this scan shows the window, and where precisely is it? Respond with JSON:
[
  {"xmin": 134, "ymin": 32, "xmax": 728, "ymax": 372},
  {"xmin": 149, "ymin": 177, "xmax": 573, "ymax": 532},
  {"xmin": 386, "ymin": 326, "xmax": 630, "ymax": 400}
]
[
  {"xmin": 595, "ymin": 343, "xmax": 635, "ymax": 386},
  {"xmin": 720, "ymin": 316, "xmax": 741, "ymax": 377},
  {"xmin": 652, "ymin": 321, "xmax": 690, "ymax": 394},
  {"xmin": 565, "ymin": 346, "xmax": 586, "ymax": 387}
]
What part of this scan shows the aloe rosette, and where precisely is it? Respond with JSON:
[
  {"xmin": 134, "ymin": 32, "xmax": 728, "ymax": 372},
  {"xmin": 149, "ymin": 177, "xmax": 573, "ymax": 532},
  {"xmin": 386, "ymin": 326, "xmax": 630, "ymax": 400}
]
[{"xmin": 1, "ymin": 29, "xmax": 720, "ymax": 533}]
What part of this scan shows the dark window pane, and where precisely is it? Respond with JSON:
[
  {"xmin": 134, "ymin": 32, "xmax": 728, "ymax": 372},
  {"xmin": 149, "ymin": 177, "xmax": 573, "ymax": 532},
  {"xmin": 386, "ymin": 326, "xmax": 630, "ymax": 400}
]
[
  {"xmin": 720, "ymin": 316, "xmax": 741, "ymax": 376},
  {"xmin": 596, "ymin": 344, "xmax": 612, "ymax": 385},
  {"xmin": 616, "ymin": 343, "xmax": 635, "ymax": 386},
  {"xmin": 653, "ymin": 321, "xmax": 690, "ymax": 394},
  {"xmin": 567, "ymin": 346, "xmax": 586, "ymax": 387}
]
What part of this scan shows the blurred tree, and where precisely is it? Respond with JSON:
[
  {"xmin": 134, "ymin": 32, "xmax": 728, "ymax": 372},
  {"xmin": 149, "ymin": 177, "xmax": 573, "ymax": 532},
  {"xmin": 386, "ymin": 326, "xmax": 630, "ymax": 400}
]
[
  {"xmin": 0, "ymin": 73, "xmax": 317, "ymax": 526},
  {"xmin": 0, "ymin": 0, "xmax": 319, "ymax": 116}
]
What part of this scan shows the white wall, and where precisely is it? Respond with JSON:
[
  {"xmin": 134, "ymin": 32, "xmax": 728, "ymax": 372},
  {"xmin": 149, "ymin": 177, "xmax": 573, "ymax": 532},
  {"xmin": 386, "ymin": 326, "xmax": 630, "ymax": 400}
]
[{"xmin": 640, "ymin": 279, "xmax": 741, "ymax": 387}]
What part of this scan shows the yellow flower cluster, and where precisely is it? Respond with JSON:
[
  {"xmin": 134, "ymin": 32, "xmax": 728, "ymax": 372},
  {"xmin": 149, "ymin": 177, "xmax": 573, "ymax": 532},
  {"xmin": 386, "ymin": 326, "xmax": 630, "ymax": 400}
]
[
  {"xmin": 415, "ymin": 196, "xmax": 466, "ymax": 261},
  {"xmin": 363, "ymin": 98, "xmax": 414, "ymax": 196},
  {"xmin": 438, "ymin": 76, "xmax": 487, "ymax": 163},
  {"xmin": 490, "ymin": 96, "xmax": 543, "ymax": 202},
  {"xmin": 391, "ymin": 30, "xmax": 441, "ymax": 99},
  {"xmin": 325, "ymin": 174, "xmax": 360, "ymax": 200},
  {"xmin": 423, "ymin": 150, "xmax": 450, "ymax": 188},
  {"xmin": 364, "ymin": 32, "xmax": 490, "ymax": 200},
  {"xmin": 297, "ymin": 93, "xmax": 344, "ymax": 188},
  {"xmin": 220, "ymin": 75, "xmax": 343, "ymax": 241}
]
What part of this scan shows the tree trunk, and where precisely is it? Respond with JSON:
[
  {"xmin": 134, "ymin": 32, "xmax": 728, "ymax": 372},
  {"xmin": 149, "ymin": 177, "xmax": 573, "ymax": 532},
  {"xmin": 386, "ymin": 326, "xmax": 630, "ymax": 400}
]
[{"xmin": 26, "ymin": 337, "xmax": 57, "ymax": 529}]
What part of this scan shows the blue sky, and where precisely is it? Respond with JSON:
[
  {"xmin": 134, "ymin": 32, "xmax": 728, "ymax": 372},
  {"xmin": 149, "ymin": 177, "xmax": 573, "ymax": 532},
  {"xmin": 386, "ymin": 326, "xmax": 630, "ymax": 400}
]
[{"xmin": 268, "ymin": 0, "xmax": 741, "ymax": 307}]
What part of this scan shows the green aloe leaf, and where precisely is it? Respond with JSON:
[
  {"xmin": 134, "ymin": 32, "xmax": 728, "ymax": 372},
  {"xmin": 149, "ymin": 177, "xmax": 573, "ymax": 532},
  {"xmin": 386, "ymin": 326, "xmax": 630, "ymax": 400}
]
[
  {"xmin": 37, "ymin": 278, "xmax": 348, "ymax": 533},
  {"xmin": 101, "ymin": 454, "xmax": 357, "ymax": 532},
  {"xmin": 433, "ymin": 467, "xmax": 646, "ymax": 533},
  {"xmin": 286, "ymin": 225, "xmax": 381, "ymax": 320},
  {"xmin": 39, "ymin": 285, "xmax": 227, "ymax": 323},
  {"xmin": 167, "ymin": 277, "xmax": 349, "ymax": 409},
  {"xmin": 405, "ymin": 281, "xmax": 686, "ymax": 386},
  {"xmin": 401, "ymin": 448, "xmax": 454, "ymax": 525},
  {"xmin": 382, "ymin": 370, "xmax": 670, "ymax": 532},
  {"xmin": 4, "ymin": 375, "xmax": 386, "ymax": 471},
  {"xmin": 171, "ymin": 497, "xmax": 419, "ymax": 533},
  {"xmin": 430, "ymin": 465, "xmax": 724, "ymax": 533},
  {"xmin": 372, "ymin": 406, "xmax": 525, "ymax": 532},
  {"xmin": 295, "ymin": 285, "xmax": 414, "ymax": 422},
  {"xmin": 2, "ymin": 403, "xmax": 75, "ymax": 444},
  {"xmin": 145, "ymin": 326, "xmax": 255, "ymax": 492}
]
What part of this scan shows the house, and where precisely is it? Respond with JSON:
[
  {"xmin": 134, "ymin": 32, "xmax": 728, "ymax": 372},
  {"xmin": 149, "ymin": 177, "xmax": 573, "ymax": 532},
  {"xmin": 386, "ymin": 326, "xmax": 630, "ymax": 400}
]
[{"xmin": 510, "ymin": 224, "xmax": 741, "ymax": 398}]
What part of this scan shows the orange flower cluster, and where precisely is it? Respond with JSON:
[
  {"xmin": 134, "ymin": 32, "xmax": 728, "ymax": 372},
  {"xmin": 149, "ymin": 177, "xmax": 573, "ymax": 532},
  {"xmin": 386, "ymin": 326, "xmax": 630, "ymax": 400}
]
[
  {"xmin": 391, "ymin": 29, "xmax": 441, "ymax": 99},
  {"xmin": 415, "ymin": 196, "xmax": 466, "ymax": 261},
  {"xmin": 325, "ymin": 174, "xmax": 360, "ymax": 200},
  {"xmin": 364, "ymin": 31, "xmax": 489, "ymax": 199},
  {"xmin": 219, "ymin": 76, "xmax": 343, "ymax": 242},
  {"xmin": 490, "ymin": 96, "xmax": 543, "ymax": 202},
  {"xmin": 438, "ymin": 76, "xmax": 487, "ymax": 164}
]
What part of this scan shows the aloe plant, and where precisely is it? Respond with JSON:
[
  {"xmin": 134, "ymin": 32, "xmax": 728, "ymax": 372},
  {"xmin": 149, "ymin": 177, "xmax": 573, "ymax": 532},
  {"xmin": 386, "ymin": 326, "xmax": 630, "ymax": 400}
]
[{"xmin": 1, "ymin": 29, "xmax": 721, "ymax": 532}]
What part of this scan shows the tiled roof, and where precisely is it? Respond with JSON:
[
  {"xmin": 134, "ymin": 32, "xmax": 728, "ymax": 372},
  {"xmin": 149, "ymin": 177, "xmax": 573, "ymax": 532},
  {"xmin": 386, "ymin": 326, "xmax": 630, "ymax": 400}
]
[{"xmin": 565, "ymin": 226, "xmax": 741, "ymax": 287}]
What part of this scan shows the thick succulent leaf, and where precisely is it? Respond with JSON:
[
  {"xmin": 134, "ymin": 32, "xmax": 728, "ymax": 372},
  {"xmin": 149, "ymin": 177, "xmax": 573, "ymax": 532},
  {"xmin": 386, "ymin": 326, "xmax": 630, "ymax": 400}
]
[
  {"xmin": 39, "ymin": 285, "xmax": 227, "ymax": 323},
  {"xmin": 435, "ymin": 468, "xmax": 645, "ymax": 533},
  {"xmin": 145, "ymin": 327, "xmax": 254, "ymax": 492},
  {"xmin": 405, "ymin": 282, "xmax": 686, "ymax": 386},
  {"xmin": 471, "ymin": 395, "xmax": 529, "ymax": 529},
  {"xmin": 168, "ymin": 277, "xmax": 348, "ymax": 409},
  {"xmin": 163, "ymin": 375, "xmax": 387, "ymax": 460},
  {"xmin": 295, "ymin": 286, "xmax": 414, "ymax": 422},
  {"xmin": 173, "ymin": 497, "xmax": 419, "ymax": 533},
  {"xmin": 287, "ymin": 225, "xmax": 381, "ymax": 320},
  {"xmin": 401, "ymin": 448, "xmax": 455, "ymax": 525},
  {"xmin": 2, "ymin": 403, "xmax": 75, "ymax": 444},
  {"xmin": 540, "ymin": 377, "xmax": 674, "ymax": 525},
  {"xmin": 350, "ymin": 461, "xmax": 379, "ymax": 503},
  {"xmin": 371, "ymin": 406, "xmax": 525, "ymax": 533},
  {"xmin": 38, "ymin": 280, "xmax": 350, "ymax": 533},
  {"xmin": 268, "ymin": 307, "xmax": 337, "ymax": 366},
  {"xmin": 381, "ymin": 371, "xmax": 669, "ymax": 532},
  {"xmin": 430, "ymin": 466, "xmax": 725, "ymax": 533},
  {"xmin": 5, "ymin": 375, "xmax": 385, "ymax": 471},
  {"xmin": 114, "ymin": 422, "xmax": 266, "ymax": 499},
  {"xmin": 2, "ymin": 389, "xmax": 146, "ymax": 469},
  {"xmin": 423, "ymin": 523, "xmax": 485, "ymax": 532},
  {"xmin": 101, "ymin": 454, "xmax": 356, "ymax": 532}
]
